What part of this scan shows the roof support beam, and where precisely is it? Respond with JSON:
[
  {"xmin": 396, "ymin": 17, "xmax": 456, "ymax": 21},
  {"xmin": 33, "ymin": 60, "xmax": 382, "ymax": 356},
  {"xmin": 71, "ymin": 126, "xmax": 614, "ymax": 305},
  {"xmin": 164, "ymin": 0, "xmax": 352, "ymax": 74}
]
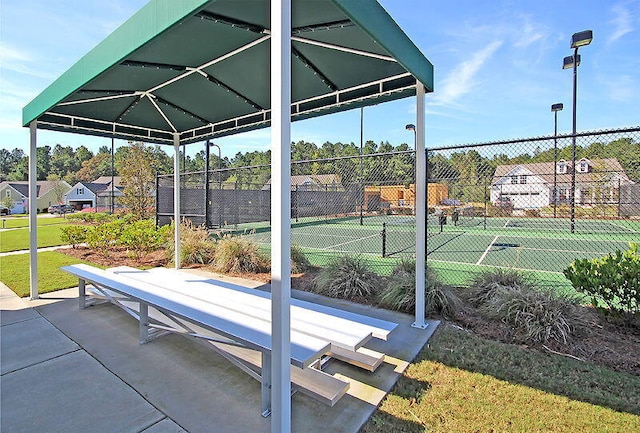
[
  {"xmin": 203, "ymin": 73, "xmax": 265, "ymax": 110},
  {"xmin": 270, "ymin": 0, "xmax": 292, "ymax": 430},
  {"xmin": 173, "ymin": 134, "xmax": 182, "ymax": 269},
  {"xmin": 292, "ymin": 19, "xmax": 353, "ymax": 34},
  {"xmin": 292, "ymin": 47, "xmax": 338, "ymax": 91},
  {"xmin": 196, "ymin": 10, "xmax": 266, "ymax": 34},
  {"xmin": 146, "ymin": 94, "xmax": 177, "ymax": 132},
  {"xmin": 292, "ymin": 35, "xmax": 396, "ymax": 62},
  {"xmin": 29, "ymin": 121, "xmax": 38, "ymax": 300},
  {"xmin": 58, "ymin": 92, "xmax": 142, "ymax": 107},
  {"xmin": 413, "ymin": 83, "xmax": 427, "ymax": 329}
]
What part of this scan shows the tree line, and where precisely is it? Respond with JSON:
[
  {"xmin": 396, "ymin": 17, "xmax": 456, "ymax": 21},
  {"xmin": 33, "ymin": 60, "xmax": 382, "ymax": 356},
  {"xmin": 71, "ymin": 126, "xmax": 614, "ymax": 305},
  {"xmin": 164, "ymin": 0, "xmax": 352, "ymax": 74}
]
[{"xmin": 2, "ymin": 137, "xmax": 637, "ymax": 196}]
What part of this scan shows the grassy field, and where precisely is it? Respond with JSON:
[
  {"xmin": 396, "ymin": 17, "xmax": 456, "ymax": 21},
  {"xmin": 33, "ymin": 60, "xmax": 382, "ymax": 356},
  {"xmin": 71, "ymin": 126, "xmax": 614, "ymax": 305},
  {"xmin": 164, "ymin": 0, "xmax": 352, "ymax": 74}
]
[
  {"xmin": 0, "ymin": 223, "xmax": 70, "ymax": 252},
  {"xmin": 0, "ymin": 251, "xmax": 105, "ymax": 297},
  {"xmin": 362, "ymin": 324, "xmax": 640, "ymax": 433},
  {"xmin": 1, "ymin": 216, "xmax": 71, "ymax": 229}
]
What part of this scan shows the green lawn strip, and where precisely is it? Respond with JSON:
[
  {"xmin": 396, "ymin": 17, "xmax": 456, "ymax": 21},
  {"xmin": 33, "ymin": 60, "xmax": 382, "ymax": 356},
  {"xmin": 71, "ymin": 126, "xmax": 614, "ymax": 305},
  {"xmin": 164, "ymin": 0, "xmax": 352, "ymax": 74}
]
[
  {"xmin": 362, "ymin": 324, "xmax": 640, "ymax": 433},
  {"xmin": 0, "ymin": 224, "xmax": 69, "ymax": 252},
  {"xmin": 1, "ymin": 216, "xmax": 71, "ymax": 229},
  {"xmin": 0, "ymin": 251, "xmax": 107, "ymax": 297}
]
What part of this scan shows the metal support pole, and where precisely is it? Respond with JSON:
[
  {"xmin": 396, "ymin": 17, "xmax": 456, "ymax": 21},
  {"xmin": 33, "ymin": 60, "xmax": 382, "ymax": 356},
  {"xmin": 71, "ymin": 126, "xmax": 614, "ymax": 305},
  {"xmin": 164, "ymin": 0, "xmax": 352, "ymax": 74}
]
[
  {"xmin": 173, "ymin": 134, "xmax": 181, "ymax": 269},
  {"xmin": 111, "ymin": 137, "xmax": 115, "ymax": 214},
  {"xmin": 155, "ymin": 174, "xmax": 160, "ymax": 228},
  {"xmin": 205, "ymin": 141, "xmax": 211, "ymax": 228},
  {"xmin": 413, "ymin": 83, "xmax": 427, "ymax": 329},
  {"xmin": 570, "ymin": 47, "xmax": 578, "ymax": 234},
  {"xmin": 271, "ymin": 0, "xmax": 292, "ymax": 430},
  {"xmin": 29, "ymin": 121, "xmax": 38, "ymax": 300},
  {"xmin": 360, "ymin": 107, "xmax": 364, "ymax": 225},
  {"xmin": 553, "ymin": 111, "xmax": 558, "ymax": 218}
]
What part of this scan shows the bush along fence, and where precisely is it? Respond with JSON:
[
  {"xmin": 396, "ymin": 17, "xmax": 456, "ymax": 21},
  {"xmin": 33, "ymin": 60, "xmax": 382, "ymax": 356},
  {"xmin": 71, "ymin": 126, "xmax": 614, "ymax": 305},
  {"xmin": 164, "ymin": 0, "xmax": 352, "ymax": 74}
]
[{"xmin": 156, "ymin": 126, "xmax": 640, "ymax": 293}]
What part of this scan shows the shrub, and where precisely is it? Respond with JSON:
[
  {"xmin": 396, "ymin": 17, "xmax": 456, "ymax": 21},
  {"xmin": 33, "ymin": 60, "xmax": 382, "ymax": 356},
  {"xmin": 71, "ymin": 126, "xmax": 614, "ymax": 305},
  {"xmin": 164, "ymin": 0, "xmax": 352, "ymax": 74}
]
[
  {"xmin": 564, "ymin": 243, "xmax": 640, "ymax": 319},
  {"xmin": 467, "ymin": 268, "xmax": 535, "ymax": 307},
  {"xmin": 60, "ymin": 225, "xmax": 90, "ymax": 248},
  {"xmin": 314, "ymin": 255, "xmax": 379, "ymax": 301},
  {"xmin": 85, "ymin": 219, "xmax": 127, "ymax": 256},
  {"xmin": 481, "ymin": 288, "xmax": 589, "ymax": 344},
  {"xmin": 120, "ymin": 219, "xmax": 165, "ymax": 259},
  {"xmin": 378, "ymin": 259, "xmax": 459, "ymax": 318},
  {"xmin": 212, "ymin": 234, "xmax": 269, "ymax": 273},
  {"xmin": 291, "ymin": 244, "xmax": 311, "ymax": 273},
  {"xmin": 165, "ymin": 220, "xmax": 217, "ymax": 265}
]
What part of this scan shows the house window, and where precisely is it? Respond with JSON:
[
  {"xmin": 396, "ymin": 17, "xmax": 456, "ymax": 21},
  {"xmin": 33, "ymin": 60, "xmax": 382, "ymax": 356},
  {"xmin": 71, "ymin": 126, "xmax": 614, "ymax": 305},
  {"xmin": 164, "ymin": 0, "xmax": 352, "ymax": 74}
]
[
  {"xmin": 5, "ymin": 191, "xmax": 10, "ymax": 198},
  {"xmin": 511, "ymin": 175, "xmax": 518, "ymax": 184},
  {"xmin": 76, "ymin": 188, "xmax": 84, "ymax": 195},
  {"xmin": 557, "ymin": 163, "xmax": 567, "ymax": 174},
  {"xmin": 519, "ymin": 175, "xmax": 527, "ymax": 184},
  {"xmin": 579, "ymin": 161, "xmax": 589, "ymax": 172}
]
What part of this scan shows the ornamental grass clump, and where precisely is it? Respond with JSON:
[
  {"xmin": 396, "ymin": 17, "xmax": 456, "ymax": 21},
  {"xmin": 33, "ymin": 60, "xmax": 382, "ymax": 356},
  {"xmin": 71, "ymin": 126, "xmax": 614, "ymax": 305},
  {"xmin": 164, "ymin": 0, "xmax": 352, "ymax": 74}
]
[
  {"xmin": 470, "ymin": 268, "xmax": 589, "ymax": 344},
  {"xmin": 314, "ymin": 255, "xmax": 379, "ymax": 301},
  {"xmin": 467, "ymin": 268, "xmax": 535, "ymax": 307},
  {"xmin": 378, "ymin": 259, "xmax": 460, "ymax": 318},
  {"xmin": 290, "ymin": 244, "xmax": 311, "ymax": 274},
  {"xmin": 165, "ymin": 220, "xmax": 217, "ymax": 265},
  {"xmin": 481, "ymin": 288, "xmax": 589, "ymax": 344},
  {"xmin": 212, "ymin": 234, "xmax": 269, "ymax": 273}
]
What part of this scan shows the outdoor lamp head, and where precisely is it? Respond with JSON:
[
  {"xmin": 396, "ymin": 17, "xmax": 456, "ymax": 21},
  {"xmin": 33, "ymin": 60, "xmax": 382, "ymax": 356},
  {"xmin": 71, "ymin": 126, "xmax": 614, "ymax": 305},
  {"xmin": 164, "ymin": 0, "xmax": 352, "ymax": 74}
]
[
  {"xmin": 571, "ymin": 30, "xmax": 593, "ymax": 48},
  {"xmin": 405, "ymin": 124, "xmax": 416, "ymax": 131},
  {"xmin": 551, "ymin": 103, "xmax": 564, "ymax": 112},
  {"xmin": 563, "ymin": 54, "xmax": 580, "ymax": 69}
]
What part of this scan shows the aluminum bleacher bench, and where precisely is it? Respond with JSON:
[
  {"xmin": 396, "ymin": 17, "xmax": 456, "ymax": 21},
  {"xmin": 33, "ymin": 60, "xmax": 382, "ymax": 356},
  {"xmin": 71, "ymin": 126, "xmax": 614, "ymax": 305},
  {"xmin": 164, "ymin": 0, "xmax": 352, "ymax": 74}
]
[{"xmin": 61, "ymin": 264, "xmax": 397, "ymax": 415}]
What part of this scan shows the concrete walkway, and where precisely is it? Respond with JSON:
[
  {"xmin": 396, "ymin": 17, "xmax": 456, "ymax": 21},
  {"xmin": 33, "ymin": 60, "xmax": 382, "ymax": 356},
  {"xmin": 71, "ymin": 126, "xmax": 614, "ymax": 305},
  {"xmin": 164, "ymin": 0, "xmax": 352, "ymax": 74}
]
[{"xmin": 1, "ymin": 274, "xmax": 439, "ymax": 433}]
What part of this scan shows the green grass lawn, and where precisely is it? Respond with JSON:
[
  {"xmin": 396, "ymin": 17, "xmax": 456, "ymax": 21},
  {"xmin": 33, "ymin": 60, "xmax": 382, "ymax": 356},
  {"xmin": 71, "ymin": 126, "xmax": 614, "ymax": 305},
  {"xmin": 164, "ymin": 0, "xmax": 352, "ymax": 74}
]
[
  {"xmin": 0, "ymin": 251, "xmax": 105, "ymax": 297},
  {"xmin": 0, "ymin": 224, "xmax": 71, "ymax": 252},
  {"xmin": 1, "ymin": 216, "xmax": 71, "ymax": 229},
  {"xmin": 362, "ymin": 324, "xmax": 640, "ymax": 433}
]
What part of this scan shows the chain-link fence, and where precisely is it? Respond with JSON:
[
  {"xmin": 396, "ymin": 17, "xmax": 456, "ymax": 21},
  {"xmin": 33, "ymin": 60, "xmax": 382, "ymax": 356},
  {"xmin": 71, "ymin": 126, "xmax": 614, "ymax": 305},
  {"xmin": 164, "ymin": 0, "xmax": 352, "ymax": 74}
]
[{"xmin": 157, "ymin": 126, "xmax": 640, "ymax": 289}]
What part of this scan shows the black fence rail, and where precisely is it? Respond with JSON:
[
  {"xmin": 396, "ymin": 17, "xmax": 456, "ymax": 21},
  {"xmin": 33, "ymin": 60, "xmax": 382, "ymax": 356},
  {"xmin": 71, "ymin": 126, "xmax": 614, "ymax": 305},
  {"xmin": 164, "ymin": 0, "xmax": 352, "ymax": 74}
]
[{"xmin": 157, "ymin": 126, "xmax": 640, "ymax": 290}]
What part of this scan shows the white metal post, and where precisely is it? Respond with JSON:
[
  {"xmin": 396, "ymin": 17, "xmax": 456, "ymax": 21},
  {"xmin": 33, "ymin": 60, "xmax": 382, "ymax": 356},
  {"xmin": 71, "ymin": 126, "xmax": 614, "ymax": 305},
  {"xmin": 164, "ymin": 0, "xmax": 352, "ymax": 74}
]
[
  {"xmin": 29, "ymin": 121, "xmax": 38, "ymax": 300},
  {"xmin": 271, "ymin": 0, "xmax": 292, "ymax": 430},
  {"xmin": 173, "ymin": 134, "xmax": 182, "ymax": 269},
  {"xmin": 413, "ymin": 83, "xmax": 427, "ymax": 329}
]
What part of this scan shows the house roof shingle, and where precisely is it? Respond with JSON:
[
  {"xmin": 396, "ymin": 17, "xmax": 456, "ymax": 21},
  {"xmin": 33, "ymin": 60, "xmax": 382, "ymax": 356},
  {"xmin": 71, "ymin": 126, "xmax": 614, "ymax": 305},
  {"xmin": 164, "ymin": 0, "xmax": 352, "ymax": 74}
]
[{"xmin": 492, "ymin": 158, "xmax": 631, "ymax": 185}]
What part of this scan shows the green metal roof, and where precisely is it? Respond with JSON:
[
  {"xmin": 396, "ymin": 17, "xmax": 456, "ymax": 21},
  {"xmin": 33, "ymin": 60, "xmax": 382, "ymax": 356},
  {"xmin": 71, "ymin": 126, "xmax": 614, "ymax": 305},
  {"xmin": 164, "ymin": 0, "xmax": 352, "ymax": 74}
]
[{"xmin": 23, "ymin": 0, "xmax": 434, "ymax": 145}]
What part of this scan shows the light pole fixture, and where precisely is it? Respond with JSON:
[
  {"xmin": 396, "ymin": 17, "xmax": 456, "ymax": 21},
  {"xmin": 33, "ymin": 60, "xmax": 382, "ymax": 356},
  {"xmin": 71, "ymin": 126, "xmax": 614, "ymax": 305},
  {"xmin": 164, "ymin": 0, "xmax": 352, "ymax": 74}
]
[
  {"xmin": 405, "ymin": 124, "xmax": 417, "ymax": 216},
  {"xmin": 551, "ymin": 103, "xmax": 563, "ymax": 218},
  {"xmin": 562, "ymin": 29, "xmax": 592, "ymax": 234}
]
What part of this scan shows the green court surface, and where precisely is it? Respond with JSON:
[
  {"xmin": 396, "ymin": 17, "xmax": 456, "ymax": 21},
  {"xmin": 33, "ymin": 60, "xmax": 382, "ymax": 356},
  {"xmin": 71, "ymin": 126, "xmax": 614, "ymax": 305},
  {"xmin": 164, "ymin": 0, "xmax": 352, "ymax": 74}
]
[{"xmin": 233, "ymin": 213, "xmax": 639, "ymax": 287}]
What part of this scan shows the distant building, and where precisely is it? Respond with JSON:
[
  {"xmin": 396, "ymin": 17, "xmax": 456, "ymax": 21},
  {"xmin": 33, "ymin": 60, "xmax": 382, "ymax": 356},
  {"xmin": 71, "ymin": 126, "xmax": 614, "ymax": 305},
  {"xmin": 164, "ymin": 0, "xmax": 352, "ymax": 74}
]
[
  {"xmin": 491, "ymin": 158, "xmax": 634, "ymax": 209},
  {"xmin": 65, "ymin": 181, "xmax": 123, "ymax": 210},
  {"xmin": 0, "ymin": 180, "xmax": 72, "ymax": 214}
]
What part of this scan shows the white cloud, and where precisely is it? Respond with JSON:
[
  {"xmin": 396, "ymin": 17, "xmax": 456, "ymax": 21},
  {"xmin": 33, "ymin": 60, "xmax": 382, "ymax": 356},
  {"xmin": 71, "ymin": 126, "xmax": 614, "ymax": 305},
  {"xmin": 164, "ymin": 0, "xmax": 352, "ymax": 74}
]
[
  {"xmin": 606, "ymin": 75, "xmax": 637, "ymax": 102},
  {"xmin": 433, "ymin": 40, "xmax": 503, "ymax": 106},
  {"xmin": 608, "ymin": 3, "xmax": 635, "ymax": 45}
]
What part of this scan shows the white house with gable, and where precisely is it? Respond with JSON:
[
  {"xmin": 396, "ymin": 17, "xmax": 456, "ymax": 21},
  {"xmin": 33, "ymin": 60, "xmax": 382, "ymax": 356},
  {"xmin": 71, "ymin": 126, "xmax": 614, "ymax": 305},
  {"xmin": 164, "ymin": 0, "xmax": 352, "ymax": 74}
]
[{"xmin": 491, "ymin": 158, "xmax": 634, "ymax": 209}]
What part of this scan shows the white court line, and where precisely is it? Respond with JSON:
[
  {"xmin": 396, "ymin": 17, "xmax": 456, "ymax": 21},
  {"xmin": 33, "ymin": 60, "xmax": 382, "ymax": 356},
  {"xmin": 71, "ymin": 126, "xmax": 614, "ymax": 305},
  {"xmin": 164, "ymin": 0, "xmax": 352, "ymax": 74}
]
[
  {"xmin": 476, "ymin": 235, "xmax": 500, "ymax": 265},
  {"xmin": 514, "ymin": 246, "xmax": 614, "ymax": 255},
  {"xmin": 503, "ymin": 219, "xmax": 511, "ymax": 228},
  {"xmin": 608, "ymin": 221, "xmax": 637, "ymax": 233},
  {"xmin": 323, "ymin": 232, "xmax": 380, "ymax": 250}
]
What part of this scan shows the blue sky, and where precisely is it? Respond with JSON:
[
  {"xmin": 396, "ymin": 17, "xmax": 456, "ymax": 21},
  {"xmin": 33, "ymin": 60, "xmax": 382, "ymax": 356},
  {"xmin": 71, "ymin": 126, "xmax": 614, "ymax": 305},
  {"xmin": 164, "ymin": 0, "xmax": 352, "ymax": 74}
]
[{"xmin": 1, "ymin": 0, "xmax": 638, "ymax": 158}]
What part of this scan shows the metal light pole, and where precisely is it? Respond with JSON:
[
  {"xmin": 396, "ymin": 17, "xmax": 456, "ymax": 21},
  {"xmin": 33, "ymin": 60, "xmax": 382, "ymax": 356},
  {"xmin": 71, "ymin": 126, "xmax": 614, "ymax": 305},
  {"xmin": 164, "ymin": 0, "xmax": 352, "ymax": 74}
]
[
  {"xmin": 551, "ymin": 103, "xmax": 563, "ymax": 218},
  {"xmin": 563, "ymin": 30, "xmax": 592, "ymax": 234},
  {"xmin": 111, "ymin": 137, "xmax": 115, "ymax": 214}
]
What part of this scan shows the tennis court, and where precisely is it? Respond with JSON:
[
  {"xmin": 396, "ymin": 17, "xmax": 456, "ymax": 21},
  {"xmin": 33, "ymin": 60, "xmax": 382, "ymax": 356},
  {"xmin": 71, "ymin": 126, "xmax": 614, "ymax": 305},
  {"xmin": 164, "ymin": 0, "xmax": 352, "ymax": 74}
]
[{"xmin": 230, "ymin": 213, "xmax": 639, "ymax": 285}]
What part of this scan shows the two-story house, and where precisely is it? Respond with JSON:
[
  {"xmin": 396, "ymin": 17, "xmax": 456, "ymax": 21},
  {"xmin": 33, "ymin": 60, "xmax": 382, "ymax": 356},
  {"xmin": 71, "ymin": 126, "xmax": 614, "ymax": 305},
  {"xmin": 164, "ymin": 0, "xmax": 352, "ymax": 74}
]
[
  {"xmin": 490, "ymin": 158, "xmax": 634, "ymax": 209},
  {"xmin": 0, "ymin": 180, "xmax": 72, "ymax": 214}
]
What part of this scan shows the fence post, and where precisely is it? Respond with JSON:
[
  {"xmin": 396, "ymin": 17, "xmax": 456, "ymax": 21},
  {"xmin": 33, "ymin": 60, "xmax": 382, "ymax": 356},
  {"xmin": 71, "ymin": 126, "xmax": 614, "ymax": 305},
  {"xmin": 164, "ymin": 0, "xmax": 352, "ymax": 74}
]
[
  {"xmin": 235, "ymin": 181, "xmax": 239, "ymax": 229},
  {"xmin": 295, "ymin": 183, "xmax": 299, "ymax": 223},
  {"xmin": 155, "ymin": 174, "xmax": 159, "ymax": 229},
  {"xmin": 617, "ymin": 178, "xmax": 621, "ymax": 219},
  {"xmin": 483, "ymin": 176, "xmax": 488, "ymax": 230},
  {"xmin": 205, "ymin": 142, "xmax": 211, "ymax": 228}
]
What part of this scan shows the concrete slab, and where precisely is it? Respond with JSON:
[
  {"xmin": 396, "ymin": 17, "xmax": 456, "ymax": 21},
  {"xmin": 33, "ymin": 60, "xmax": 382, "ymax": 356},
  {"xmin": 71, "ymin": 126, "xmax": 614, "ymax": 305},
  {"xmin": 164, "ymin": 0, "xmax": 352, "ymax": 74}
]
[
  {"xmin": 0, "ymin": 282, "xmax": 40, "ymax": 326},
  {"xmin": 1, "ymin": 315, "xmax": 79, "ymax": 375},
  {"xmin": 141, "ymin": 418, "xmax": 187, "ymax": 433},
  {"xmin": 1, "ymin": 350, "xmax": 164, "ymax": 433}
]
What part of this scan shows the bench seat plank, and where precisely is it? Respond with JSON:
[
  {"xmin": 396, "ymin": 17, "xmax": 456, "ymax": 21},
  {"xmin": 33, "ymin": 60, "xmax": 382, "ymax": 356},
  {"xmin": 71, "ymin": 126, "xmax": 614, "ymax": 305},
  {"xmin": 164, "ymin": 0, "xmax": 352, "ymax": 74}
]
[
  {"xmin": 62, "ymin": 264, "xmax": 329, "ymax": 368},
  {"xmin": 110, "ymin": 267, "xmax": 372, "ymax": 352}
]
